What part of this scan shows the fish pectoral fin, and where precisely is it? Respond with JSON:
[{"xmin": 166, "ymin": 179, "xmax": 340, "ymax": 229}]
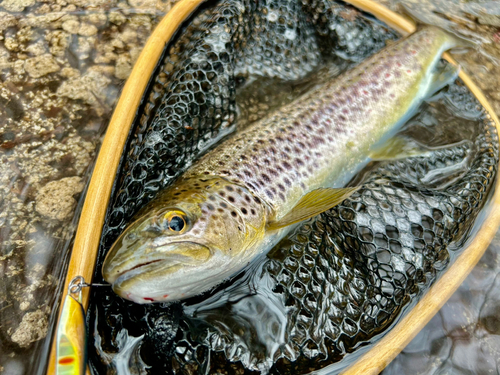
[
  {"xmin": 369, "ymin": 135, "xmax": 432, "ymax": 161},
  {"xmin": 426, "ymin": 61, "xmax": 460, "ymax": 98},
  {"xmin": 266, "ymin": 187, "xmax": 359, "ymax": 231}
]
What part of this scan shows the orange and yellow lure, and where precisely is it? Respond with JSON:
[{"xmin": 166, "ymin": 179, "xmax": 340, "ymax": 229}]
[{"xmin": 56, "ymin": 276, "xmax": 87, "ymax": 375}]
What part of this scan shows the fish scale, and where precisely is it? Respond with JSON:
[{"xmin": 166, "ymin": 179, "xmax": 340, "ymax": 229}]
[{"xmin": 186, "ymin": 27, "xmax": 453, "ymax": 219}]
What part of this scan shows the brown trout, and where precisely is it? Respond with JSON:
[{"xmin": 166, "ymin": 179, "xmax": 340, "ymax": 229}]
[{"xmin": 102, "ymin": 27, "xmax": 460, "ymax": 303}]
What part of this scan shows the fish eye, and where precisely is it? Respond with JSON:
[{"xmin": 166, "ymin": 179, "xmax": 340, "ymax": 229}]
[
  {"xmin": 164, "ymin": 210, "xmax": 188, "ymax": 233},
  {"xmin": 169, "ymin": 216, "xmax": 185, "ymax": 232}
]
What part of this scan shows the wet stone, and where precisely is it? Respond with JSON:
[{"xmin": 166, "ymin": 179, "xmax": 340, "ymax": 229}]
[
  {"xmin": 478, "ymin": 12, "xmax": 500, "ymax": 28},
  {"xmin": 480, "ymin": 299, "xmax": 500, "ymax": 335},
  {"xmin": 0, "ymin": 0, "xmax": 35, "ymax": 12}
]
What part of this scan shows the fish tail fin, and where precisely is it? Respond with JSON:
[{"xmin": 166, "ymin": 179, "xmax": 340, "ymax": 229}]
[
  {"xmin": 438, "ymin": 27, "xmax": 475, "ymax": 52},
  {"xmin": 400, "ymin": 4, "xmax": 476, "ymax": 51},
  {"xmin": 417, "ymin": 27, "xmax": 464, "ymax": 98},
  {"xmin": 417, "ymin": 25, "xmax": 474, "ymax": 54}
]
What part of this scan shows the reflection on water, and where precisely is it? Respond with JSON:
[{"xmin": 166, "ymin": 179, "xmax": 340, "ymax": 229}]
[{"xmin": 184, "ymin": 260, "xmax": 288, "ymax": 373}]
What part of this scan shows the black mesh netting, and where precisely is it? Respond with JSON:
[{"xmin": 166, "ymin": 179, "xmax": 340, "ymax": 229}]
[{"xmin": 87, "ymin": 0, "xmax": 499, "ymax": 374}]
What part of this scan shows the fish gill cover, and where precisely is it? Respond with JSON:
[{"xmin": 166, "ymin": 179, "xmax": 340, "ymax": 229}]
[{"xmin": 87, "ymin": 0, "xmax": 498, "ymax": 374}]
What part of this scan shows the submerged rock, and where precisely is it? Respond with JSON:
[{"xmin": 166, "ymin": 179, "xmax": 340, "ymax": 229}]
[
  {"xmin": 35, "ymin": 177, "xmax": 84, "ymax": 221},
  {"xmin": 0, "ymin": 0, "xmax": 35, "ymax": 13},
  {"xmin": 24, "ymin": 54, "xmax": 60, "ymax": 78},
  {"xmin": 10, "ymin": 310, "xmax": 48, "ymax": 348},
  {"xmin": 478, "ymin": 11, "xmax": 500, "ymax": 27}
]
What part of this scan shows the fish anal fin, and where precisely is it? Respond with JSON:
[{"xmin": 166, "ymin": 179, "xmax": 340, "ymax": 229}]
[
  {"xmin": 267, "ymin": 187, "xmax": 359, "ymax": 231},
  {"xmin": 369, "ymin": 135, "xmax": 432, "ymax": 161},
  {"xmin": 427, "ymin": 61, "xmax": 460, "ymax": 98}
]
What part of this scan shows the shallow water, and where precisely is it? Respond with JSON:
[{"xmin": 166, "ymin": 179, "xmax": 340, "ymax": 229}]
[
  {"xmin": 0, "ymin": 2, "xmax": 168, "ymax": 374},
  {"xmin": 0, "ymin": 0, "xmax": 499, "ymax": 374}
]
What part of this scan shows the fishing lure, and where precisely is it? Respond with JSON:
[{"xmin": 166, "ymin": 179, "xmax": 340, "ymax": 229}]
[
  {"xmin": 56, "ymin": 277, "xmax": 110, "ymax": 374},
  {"xmin": 56, "ymin": 276, "xmax": 87, "ymax": 375}
]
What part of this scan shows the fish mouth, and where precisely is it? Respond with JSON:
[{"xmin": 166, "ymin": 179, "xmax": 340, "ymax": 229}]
[
  {"xmin": 103, "ymin": 241, "xmax": 211, "ymax": 284},
  {"xmin": 124, "ymin": 259, "xmax": 165, "ymax": 274},
  {"xmin": 113, "ymin": 258, "xmax": 179, "ymax": 285}
]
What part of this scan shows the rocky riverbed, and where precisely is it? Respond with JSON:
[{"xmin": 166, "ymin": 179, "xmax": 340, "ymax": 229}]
[{"xmin": 0, "ymin": 0, "xmax": 169, "ymax": 373}]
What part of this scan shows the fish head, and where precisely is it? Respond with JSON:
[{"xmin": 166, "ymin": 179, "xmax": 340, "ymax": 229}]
[{"xmin": 102, "ymin": 176, "xmax": 268, "ymax": 303}]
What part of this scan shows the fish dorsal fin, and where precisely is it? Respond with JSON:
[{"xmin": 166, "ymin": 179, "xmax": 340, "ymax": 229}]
[{"xmin": 267, "ymin": 187, "xmax": 359, "ymax": 231}]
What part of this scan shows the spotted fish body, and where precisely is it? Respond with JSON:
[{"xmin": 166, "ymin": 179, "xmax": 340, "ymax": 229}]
[
  {"xmin": 187, "ymin": 27, "xmax": 457, "ymax": 215},
  {"xmin": 102, "ymin": 27, "xmax": 460, "ymax": 303}
]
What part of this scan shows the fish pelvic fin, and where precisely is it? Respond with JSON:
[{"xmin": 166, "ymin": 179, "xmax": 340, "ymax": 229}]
[{"xmin": 266, "ymin": 187, "xmax": 359, "ymax": 231}]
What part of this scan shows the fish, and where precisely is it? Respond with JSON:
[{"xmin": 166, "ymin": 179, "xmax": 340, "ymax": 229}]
[{"xmin": 102, "ymin": 26, "xmax": 461, "ymax": 304}]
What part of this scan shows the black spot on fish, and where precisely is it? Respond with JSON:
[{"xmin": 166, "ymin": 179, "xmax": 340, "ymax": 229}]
[
  {"xmin": 269, "ymin": 168, "xmax": 278, "ymax": 177},
  {"xmin": 295, "ymin": 158, "xmax": 304, "ymax": 166},
  {"xmin": 261, "ymin": 174, "xmax": 271, "ymax": 183}
]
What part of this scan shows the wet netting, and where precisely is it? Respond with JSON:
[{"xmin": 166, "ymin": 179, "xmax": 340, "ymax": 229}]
[{"xmin": 87, "ymin": 0, "xmax": 499, "ymax": 374}]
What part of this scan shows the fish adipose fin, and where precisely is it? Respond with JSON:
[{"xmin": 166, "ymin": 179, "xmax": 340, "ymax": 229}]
[
  {"xmin": 369, "ymin": 135, "xmax": 432, "ymax": 161},
  {"xmin": 267, "ymin": 187, "xmax": 359, "ymax": 231},
  {"xmin": 426, "ymin": 61, "xmax": 460, "ymax": 98}
]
